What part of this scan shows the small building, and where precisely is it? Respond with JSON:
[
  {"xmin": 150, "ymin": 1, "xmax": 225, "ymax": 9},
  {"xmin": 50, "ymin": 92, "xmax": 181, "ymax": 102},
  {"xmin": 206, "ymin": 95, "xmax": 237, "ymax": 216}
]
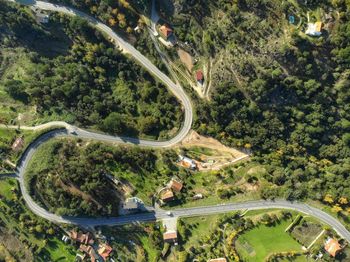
[
  {"xmin": 193, "ymin": 193, "xmax": 203, "ymax": 200},
  {"xmin": 208, "ymin": 258, "xmax": 227, "ymax": 262},
  {"xmin": 160, "ymin": 189, "xmax": 174, "ymax": 202},
  {"xmin": 61, "ymin": 235, "xmax": 69, "ymax": 243},
  {"xmin": 11, "ymin": 137, "xmax": 24, "ymax": 152},
  {"xmin": 31, "ymin": 7, "xmax": 49, "ymax": 24},
  {"xmin": 69, "ymin": 231, "xmax": 94, "ymax": 245},
  {"xmin": 306, "ymin": 22, "xmax": 323, "ymax": 36},
  {"xmin": 196, "ymin": 70, "xmax": 204, "ymax": 85},
  {"xmin": 98, "ymin": 243, "xmax": 113, "ymax": 261},
  {"xmin": 324, "ymin": 238, "xmax": 342, "ymax": 257},
  {"xmin": 169, "ymin": 178, "xmax": 183, "ymax": 192},
  {"xmin": 159, "ymin": 24, "xmax": 173, "ymax": 40},
  {"xmin": 123, "ymin": 197, "xmax": 141, "ymax": 211},
  {"xmin": 79, "ymin": 245, "xmax": 99, "ymax": 262},
  {"xmin": 163, "ymin": 230, "xmax": 178, "ymax": 245},
  {"xmin": 179, "ymin": 155, "xmax": 197, "ymax": 170},
  {"xmin": 36, "ymin": 13, "xmax": 49, "ymax": 24}
]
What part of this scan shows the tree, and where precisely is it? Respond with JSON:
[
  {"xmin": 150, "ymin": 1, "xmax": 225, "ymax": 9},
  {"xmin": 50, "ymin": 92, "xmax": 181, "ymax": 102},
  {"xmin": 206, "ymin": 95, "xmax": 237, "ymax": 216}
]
[{"xmin": 102, "ymin": 112, "xmax": 125, "ymax": 134}]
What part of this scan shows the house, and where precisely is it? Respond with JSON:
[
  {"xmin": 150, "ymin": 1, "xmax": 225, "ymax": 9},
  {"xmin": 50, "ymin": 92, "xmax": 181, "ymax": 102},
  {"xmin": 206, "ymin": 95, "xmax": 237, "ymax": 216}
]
[
  {"xmin": 169, "ymin": 178, "xmax": 183, "ymax": 192},
  {"xmin": 160, "ymin": 189, "xmax": 174, "ymax": 202},
  {"xmin": 196, "ymin": 70, "xmax": 204, "ymax": 85},
  {"xmin": 178, "ymin": 155, "xmax": 197, "ymax": 170},
  {"xmin": 324, "ymin": 238, "xmax": 342, "ymax": 257},
  {"xmin": 163, "ymin": 230, "xmax": 178, "ymax": 245},
  {"xmin": 123, "ymin": 197, "xmax": 141, "ymax": 211},
  {"xmin": 159, "ymin": 24, "xmax": 173, "ymax": 40},
  {"xmin": 31, "ymin": 7, "xmax": 49, "ymax": 24},
  {"xmin": 193, "ymin": 193, "xmax": 203, "ymax": 200},
  {"xmin": 68, "ymin": 231, "xmax": 94, "ymax": 245},
  {"xmin": 98, "ymin": 243, "xmax": 113, "ymax": 261},
  {"xmin": 208, "ymin": 258, "xmax": 227, "ymax": 262},
  {"xmin": 36, "ymin": 13, "xmax": 49, "ymax": 24},
  {"xmin": 306, "ymin": 22, "xmax": 323, "ymax": 36},
  {"xmin": 11, "ymin": 137, "xmax": 24, "ymax": 152},
  {"xmin": 79, "ymin": 245, "xmax": 99, "ymax": 262}
]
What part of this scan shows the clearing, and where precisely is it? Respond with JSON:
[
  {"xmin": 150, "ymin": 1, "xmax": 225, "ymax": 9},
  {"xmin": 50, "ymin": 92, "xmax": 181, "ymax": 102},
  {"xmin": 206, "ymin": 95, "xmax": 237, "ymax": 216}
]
[
  {"xmin": 177, "ymin": 49, "xmax": 194, "ymax": 71},
  {"xmin": 178, "ymin": 130, "xmax": 250, "ymax": 171},
  {"xmin": 236, "ymin": 220, "xmax": 303, "ymax": 261}
]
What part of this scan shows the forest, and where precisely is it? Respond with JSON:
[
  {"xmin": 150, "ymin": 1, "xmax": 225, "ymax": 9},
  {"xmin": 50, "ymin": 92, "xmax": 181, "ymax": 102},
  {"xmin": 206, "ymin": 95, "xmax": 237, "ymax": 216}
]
[
  {"xmin": 159, "ymin": 0, "xmax": 350, "ymax": 210},
  {"xmin": 0, "ymin": 1, "xmax": 181, "ymax": 139}
]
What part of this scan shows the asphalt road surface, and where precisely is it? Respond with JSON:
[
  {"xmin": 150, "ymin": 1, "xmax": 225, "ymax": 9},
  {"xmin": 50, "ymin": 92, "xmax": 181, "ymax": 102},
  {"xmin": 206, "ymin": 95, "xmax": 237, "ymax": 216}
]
[{"xmin": 5, "ymin": 0, "xmax": 350, "ymax": 243}]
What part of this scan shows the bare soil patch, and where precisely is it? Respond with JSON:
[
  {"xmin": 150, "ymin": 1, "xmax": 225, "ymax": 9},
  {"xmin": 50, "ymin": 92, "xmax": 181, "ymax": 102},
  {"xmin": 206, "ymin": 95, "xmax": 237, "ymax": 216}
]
[
  {"xmin": 178, "ymin": 130, "xmax": 250, "ymax": 171},
  {"xmin": 177, "ymin": 49, "xmax": 194, "ymax": 71}
]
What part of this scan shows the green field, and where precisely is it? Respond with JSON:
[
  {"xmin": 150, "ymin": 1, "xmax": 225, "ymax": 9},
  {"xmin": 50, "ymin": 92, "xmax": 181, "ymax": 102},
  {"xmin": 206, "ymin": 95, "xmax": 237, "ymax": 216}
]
[{"xmin": 236, "ymin": 220, "xmax": 303, "ymax": 261}]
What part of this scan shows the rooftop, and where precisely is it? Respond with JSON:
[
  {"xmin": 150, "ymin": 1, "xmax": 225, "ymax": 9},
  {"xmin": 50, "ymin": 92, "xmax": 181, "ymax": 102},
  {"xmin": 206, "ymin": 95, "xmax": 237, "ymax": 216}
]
[
  {"xmin": 123, "ymin": 197, "xmax": 139, "ymax": 210},
  {"xmin": 159, "ymin": 24, "xmax": 173, "ymax": 39},
  {"xmin": 98, "ymin": 243, "xmax": 113, "ymax": 261},
  {"xmin": 160, "ymin": 189, "xmax": 174, "ymax": 201},
  {"xmin": 306, "ymin": 22, "xmax": 323, "ymax": 36},
  {"xmin": 324, "ymin": 238, "xmax": 342, "ymax": 257},
  {"xmin": 169, "ymin": 179, "xmax": 183, "ymax": 192},
  {"xmin": 163, "ymin": 230, "xmax": 177, "ymax": 241},
  {"xmin": 208, "ymin": 258, "xmax": 227, "ymax": 262},
  {"xmin": 196, "ymin": 70, "xmax": 204, "ymax": 81}
]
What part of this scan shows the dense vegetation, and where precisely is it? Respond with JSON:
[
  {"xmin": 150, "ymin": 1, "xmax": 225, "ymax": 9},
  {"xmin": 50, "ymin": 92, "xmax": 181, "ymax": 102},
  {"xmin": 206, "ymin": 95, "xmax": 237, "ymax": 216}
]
[
  {"xmin": 26, "ymin": 138, "xmax": 184, "ymax": 216},
  {"xmin": 160, "ymin": 0, "xmax": 350, "ymax": 211},
  {"xmin": 0, "ymin": 1, "xmax": 181, "ymax": 139}
]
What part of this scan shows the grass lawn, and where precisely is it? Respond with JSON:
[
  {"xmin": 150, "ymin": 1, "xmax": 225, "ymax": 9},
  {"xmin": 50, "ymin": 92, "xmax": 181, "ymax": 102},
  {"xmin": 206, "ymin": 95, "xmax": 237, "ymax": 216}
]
[
  {"xmin": 180, "ymin": 213, "xmax": 236, "ymax": 249},
  {"xmin": 38, "ymin": 238, "xmax": 76, "ymax": 262},
  {"xmin": 139, "ymin": 234, "xmax": 160, "ymax": 262},
  {"xmin": 0, "ymin": 179, "xmax": 16, "ymax": 199},
  {"xmin": 236, "ymin": 220, "xmax": 303, "ymax": 261},
  {"xmin": 170, "ymin": 162, "xmax": 266, "ymax": 209}
]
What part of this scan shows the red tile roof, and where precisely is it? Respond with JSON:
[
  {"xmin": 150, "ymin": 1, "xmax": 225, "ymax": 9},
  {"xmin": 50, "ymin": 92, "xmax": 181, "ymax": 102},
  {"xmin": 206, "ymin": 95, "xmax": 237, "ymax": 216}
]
[
  {"xmin": 160, "ymin": 24, "xmax": 173, "ymax": 39},
  {"xmin": 98, "ymin": 243, "xmax": 113, "ymax": 261},
  {"xmin": 163, "ymin": 230, "xmax": 177, "ymax": 242},
  {"xmin": 325, "ymin": 238, "xmax": 342, "ymax": 257},
  {"xmin": 170, "ymin": 179, "xmax": 183, "ymax": 192},
  {"xmin": 196, "ymin": 70, "xmax": 204, "ymax": 81},
  {"xmin": 69, "ymin": 231, "xmax": 94, "ymax": 245}
]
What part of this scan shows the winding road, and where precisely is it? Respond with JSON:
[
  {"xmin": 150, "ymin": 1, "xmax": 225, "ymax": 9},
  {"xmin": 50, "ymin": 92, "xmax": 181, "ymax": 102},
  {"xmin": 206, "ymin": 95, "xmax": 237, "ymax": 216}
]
[{"xmin": 3, "ymin": 0, "xmax": 350, "ymax": 243}]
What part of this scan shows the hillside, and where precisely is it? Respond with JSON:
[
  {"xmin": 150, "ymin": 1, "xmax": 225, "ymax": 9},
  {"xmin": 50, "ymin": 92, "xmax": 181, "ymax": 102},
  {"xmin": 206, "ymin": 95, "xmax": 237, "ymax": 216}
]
[
  {"xmin": 0, "ymin": 1, "xmax": 181, "ymax": 140},
  {"xmin": 157, "ymin": 0, "xmax": 350, "ymax": 209}
]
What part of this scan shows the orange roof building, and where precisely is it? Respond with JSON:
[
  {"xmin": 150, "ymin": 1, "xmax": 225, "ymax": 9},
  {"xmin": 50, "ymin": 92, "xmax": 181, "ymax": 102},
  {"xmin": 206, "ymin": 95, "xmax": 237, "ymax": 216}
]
[
  {"xmin": 159, "ymin": 24, "xmax": 173, "ymax": 40},
  {"xmin": 169, "ymin": 179, "xmax": 183, "ymax": 192},
  {"xmin": 69, "ymin": 231, "xmax": 94, "ymax": 245},
  {"xmin": 98, "ymin": 243, "xmax": 113, "ymax": 261},
  {"xmin": 178, "ymin": 155, "xmax": 197, "ymax": 170},
  {"xmin": 163, "ymin": 230, "xmax": 178, "ymax": 244},
  {"xmin": 160, "ymin": 189, "xmax": 174, "ymax": 202},
  {"xmin": 79, "ymin": 245, "xmax": 99, "ymax": 262},
  {"xmin": 324, "ymin": 238, "xmax": 342, "ymax": 257}
]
